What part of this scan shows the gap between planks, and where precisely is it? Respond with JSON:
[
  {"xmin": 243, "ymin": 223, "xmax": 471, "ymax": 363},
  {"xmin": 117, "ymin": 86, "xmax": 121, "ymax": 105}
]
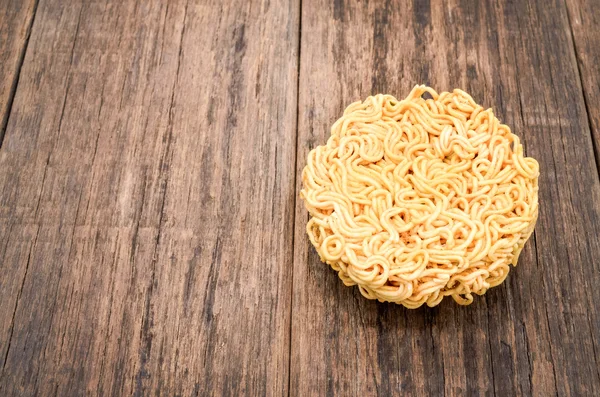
[{"xmin": 288, "ymin": 0, "xmax": 303, "ymax": 395}]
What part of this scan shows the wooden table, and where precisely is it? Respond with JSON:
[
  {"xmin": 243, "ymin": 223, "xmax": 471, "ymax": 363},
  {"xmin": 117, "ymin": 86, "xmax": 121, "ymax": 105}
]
[{"xmin": 1, "ymin": 0, "xmax": 599, "ymax": 395}]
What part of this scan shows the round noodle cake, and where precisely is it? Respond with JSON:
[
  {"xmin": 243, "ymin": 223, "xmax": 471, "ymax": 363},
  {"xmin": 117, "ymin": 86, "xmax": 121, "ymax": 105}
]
[{"xmin": 300, "ymin": 85, "xmax": 539, "ymax": 308}]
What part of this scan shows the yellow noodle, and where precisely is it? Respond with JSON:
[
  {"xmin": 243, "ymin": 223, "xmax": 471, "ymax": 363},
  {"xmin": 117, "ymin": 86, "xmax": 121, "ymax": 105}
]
[{"xmin": 300, "ymin": 85, "xmax": 539, "ymax": 308}]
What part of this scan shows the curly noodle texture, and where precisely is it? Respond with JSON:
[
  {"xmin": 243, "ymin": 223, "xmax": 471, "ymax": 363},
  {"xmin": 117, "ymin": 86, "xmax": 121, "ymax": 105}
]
[{"xmin": 300, "ymin": 85, "xmax": 539, "ymax": 308}]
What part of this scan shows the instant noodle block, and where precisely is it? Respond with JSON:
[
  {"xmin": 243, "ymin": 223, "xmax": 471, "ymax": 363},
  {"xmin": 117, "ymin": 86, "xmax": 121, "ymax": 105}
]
[{"xmin": 300, "ymin": 85, "xmax": 539, "ymax": 308}]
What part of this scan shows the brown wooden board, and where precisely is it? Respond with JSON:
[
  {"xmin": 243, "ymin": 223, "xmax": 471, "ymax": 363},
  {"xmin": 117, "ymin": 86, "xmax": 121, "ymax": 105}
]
[
  {"xmin": 0, "ymin": 0, "xmax": 38, "ymax": 142},
  {"xmin": 291, "ymin": 0, "xmax": 600, "ymax": 395},
  {"xmin": 2, "ymin": 0, "xmax": 600, "ymax": 395},
  {"xmin": 0, "ymin": 0, "xmax": 299, "ymax": 395},
  {"xmin": 566, "ymin": 0, "xmax": 600, "ymax": 172}
]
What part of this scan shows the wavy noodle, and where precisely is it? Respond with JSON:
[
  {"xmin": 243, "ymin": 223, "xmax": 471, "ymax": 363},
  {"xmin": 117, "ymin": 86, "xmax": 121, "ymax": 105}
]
[{"xmin": 300, "ymin": 85, "xmax": 539, "ymax": 308}]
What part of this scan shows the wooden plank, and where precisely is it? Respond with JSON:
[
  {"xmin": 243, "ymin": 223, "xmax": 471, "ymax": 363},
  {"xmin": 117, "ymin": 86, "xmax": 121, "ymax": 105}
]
[
  {"xmin": 0, "ymin": 0, "xmax": 37, "ymax": 142},
  {"xmin": 564, "ymin": 0, "xmax": 600, "ymax": 387},
  {"xmin": 0, "ymin": 0, "xmax": 299, "ymax": 395},
  {"xmin": 566, "ymin": 0, "xmax": 600, "ymax": 170},
  {"xmin": 292, "ymin": 0, "xmax": 600, "ymax": 395}
]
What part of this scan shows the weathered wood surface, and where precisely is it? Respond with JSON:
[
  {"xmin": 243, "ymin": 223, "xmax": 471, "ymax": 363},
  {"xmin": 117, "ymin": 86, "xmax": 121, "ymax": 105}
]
[
  {"xmin": 1, "ymin": 0, "xmax": 599, "ymax": 396},
  {"xmin": 0, "ymin": 0, "xmax": 299, "ymax": 395},
  {"xmin": 292, "ymin": 0, "xmax": 600, "ymax": 396},
  {"xmin": 566, "ymin": 0, "xmax": 600, "ymax": 171},
  {"xmin": 0, "ymin": 0, "xmax": 37, "ymax": 142}
]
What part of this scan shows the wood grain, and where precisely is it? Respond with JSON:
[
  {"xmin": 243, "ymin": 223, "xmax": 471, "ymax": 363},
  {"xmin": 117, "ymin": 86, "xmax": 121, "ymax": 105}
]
[
  {"xmin": 2, "ymin": 0, "xmax": 600, "ymax": 395},
  {"xmin": 0, "ymin": 0, "xmax": 37, "ymax": 143},
  {"xmin": 0, "ymin": 0, "xmax": 299, "ymax": 395},
  {"xmin": 566, "ymin": 0, "xmax": 600, "ymax": 172},
  {"xmin": 292, "ymin": 0, "xmax": 600, "ymax": 395}
]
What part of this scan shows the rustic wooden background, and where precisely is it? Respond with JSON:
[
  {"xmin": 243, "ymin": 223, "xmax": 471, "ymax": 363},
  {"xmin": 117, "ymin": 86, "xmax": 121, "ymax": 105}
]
[{"xmin": 1, "ymin": 0, "xmax": 599, "ymax": 395}]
